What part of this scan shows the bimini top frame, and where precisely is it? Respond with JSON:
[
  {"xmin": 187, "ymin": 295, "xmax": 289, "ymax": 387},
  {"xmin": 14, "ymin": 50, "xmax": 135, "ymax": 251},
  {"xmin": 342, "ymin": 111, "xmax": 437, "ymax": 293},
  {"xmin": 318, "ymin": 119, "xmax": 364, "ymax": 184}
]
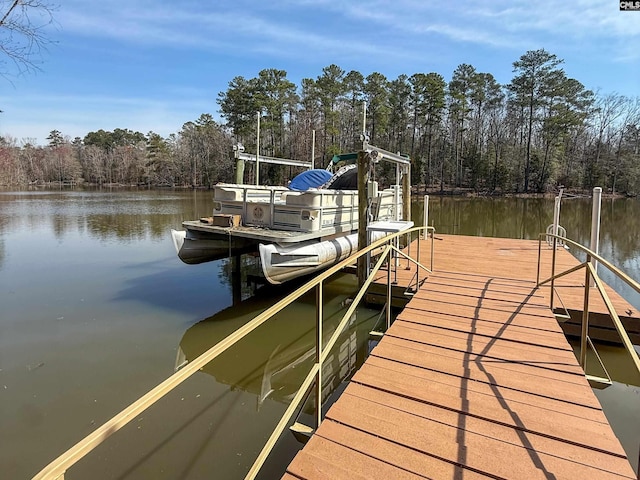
[
  {"xmin": 362, "ymin": 138, "xmax": 411, "ymax": 168},
  {"xmin": 233, "ymin": 144, "xmax": 312, "ymax": 169}
]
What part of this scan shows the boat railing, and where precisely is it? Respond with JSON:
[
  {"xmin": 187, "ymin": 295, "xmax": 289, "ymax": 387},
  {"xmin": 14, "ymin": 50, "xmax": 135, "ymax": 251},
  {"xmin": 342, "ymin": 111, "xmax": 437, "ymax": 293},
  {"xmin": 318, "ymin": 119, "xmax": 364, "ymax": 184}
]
[
  {"xmin": 536, "ymin": 233, "xmax": 640, "ymax": 384},
  {"xmin": 32, "ymin": 225, "xmax": 435, "ymax": 480}
]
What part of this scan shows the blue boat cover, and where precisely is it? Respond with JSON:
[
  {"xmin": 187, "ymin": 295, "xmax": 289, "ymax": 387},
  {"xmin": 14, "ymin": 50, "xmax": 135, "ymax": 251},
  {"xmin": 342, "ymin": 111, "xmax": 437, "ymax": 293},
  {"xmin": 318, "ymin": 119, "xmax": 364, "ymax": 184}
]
[{"xmin": 289, "ymin": 169, "xmax": 333, "ymax": 191}]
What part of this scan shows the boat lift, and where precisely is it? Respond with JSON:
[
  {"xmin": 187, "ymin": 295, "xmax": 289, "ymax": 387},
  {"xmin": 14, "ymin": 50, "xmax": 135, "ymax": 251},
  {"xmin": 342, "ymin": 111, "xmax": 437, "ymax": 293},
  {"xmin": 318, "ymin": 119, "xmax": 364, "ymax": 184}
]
[{"xmin": 233, "ymin": 144, "xmax": 313, "ymax": 169}]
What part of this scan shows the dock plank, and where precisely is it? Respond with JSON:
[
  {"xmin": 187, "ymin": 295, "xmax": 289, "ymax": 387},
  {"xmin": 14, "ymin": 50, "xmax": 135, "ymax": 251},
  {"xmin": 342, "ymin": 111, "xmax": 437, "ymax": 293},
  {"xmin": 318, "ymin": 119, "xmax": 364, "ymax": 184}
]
[
  {"xmin": 367, "ymin": 339, "xmax": 600, "ymax": 409},
  {"xmin": 287, "ymin": 437, "xmax": 423, "ymax": 480},
  {"xmin": 397, "ymin": 310, "xmax": 573, "ymax": 349},
  {"xmin": 326, "ymin": 395, "xmax": 633, "ymax": 480},
  {"xmin": 316, "ymin": 421, "xmax": 494, "ymax": 480},
  {"xmin": 341, "ymin": 387, "xmax": 632, "ymax": 475},
  {"xmin": 283, "ymin": 236, "xmax": 637, "ymax": 480},
  {"xmin": 363, "ymin": 353, "xmax": 606, "ymax": 420},
  {"xmin": 383, "ymin": 328, "xmax": 586, "ymax": 377}
]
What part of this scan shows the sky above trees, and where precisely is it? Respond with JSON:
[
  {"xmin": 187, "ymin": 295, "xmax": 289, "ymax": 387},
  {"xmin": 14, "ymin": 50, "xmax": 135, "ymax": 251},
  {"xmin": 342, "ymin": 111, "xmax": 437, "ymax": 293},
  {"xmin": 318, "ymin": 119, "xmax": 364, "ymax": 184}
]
[{"xmin": 0, "ymin": 0, "xmax": 638, "ymax": 144}]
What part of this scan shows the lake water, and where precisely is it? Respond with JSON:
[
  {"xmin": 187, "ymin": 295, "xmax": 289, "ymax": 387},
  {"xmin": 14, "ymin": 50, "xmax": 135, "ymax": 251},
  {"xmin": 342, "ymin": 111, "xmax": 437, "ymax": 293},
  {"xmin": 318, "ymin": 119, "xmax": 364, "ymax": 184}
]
[{"xmin": 1, "ymin": 189, "xmax": 638, "ymax": 478}]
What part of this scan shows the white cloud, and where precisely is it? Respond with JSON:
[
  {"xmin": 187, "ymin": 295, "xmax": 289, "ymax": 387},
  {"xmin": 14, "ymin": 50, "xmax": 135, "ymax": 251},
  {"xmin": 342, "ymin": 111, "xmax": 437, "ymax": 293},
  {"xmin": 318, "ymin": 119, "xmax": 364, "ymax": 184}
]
[
  {"xmin": 287, "ymin": 0, "xmax": 640, "ymax": 60},
  {"xmin": 57, "ymin": 1, "xmax": 413, "ymax": 61}
]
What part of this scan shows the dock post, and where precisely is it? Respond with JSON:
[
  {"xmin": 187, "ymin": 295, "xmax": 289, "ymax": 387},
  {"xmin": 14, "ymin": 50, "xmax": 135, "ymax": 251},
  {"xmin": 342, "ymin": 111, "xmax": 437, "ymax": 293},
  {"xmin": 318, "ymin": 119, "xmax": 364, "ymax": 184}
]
[
  {"xmin": 315, "ymin": 282, "xmax": 323, "ymax": 429},
  {"xmin": 553, "ymin": 195, "xmax": 561, "ymax": 238},
  {"xmin": 580, "ymin": 255, "xmax": 591, "ymax": 369},
  {"xmin": 311, "ymin": 130, "xmax": 316, "ymax": 169},
  {"xmin": 256, "ymin": 111, "xmax": 261, "ymax": 185},
  {"xmin": 357, "ymin": 151, "xmax": 369, "ymax": 286},
  {"xmin": 423, "ymin": 195, "xmax": 429, "ymax": 238},
  {"xmin": 235, "ymin": 159, "xmax": 245, "ymax": 184},
  {"xmin": 590, "ymin": 187, "xmax": 602, "ymax": 287},
  {"xmin": 403, "ymin": 164, "xmax": 411, "ymax": 222},
  {"xmin": 233, "ymin": 143, "xmax": 246, "ymax": 184}
]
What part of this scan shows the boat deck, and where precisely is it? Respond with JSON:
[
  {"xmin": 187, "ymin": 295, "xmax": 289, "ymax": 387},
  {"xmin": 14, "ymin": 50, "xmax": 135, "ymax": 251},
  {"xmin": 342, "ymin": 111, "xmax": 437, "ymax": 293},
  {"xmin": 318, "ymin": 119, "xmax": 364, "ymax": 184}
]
[{"xmin": 182, "ymin": 220, "xmax": 357, "ymax": 243}]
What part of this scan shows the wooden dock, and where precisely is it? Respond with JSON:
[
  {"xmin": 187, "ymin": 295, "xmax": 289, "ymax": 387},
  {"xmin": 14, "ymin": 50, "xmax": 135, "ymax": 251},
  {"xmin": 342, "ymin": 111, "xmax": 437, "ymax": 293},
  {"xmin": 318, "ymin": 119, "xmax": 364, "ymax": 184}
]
[
  {"xmin": 367, "ymin": 234, "xmax": 640, "ymax": 343},
  {"xmin": 283, "ymin": 235, "xmax": 638, "ymax": 479}
]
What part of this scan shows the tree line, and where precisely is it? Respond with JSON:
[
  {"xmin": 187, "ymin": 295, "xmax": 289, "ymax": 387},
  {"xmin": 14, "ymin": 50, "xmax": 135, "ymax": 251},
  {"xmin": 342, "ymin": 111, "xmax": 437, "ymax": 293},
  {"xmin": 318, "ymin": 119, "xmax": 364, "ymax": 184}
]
[{"xmin": 1, "ymin": 49, "xmax": 639, "ymax": 194}]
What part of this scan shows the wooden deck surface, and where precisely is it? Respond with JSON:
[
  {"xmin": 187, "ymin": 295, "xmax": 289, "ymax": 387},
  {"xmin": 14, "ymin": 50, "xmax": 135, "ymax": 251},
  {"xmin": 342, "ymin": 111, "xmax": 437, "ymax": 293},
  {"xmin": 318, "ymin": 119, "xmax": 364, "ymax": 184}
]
[
  {"xmin": 283, "ymin": 235, "xmax": 638, "ymax": 479},
  {"xmin": 367, "ymin": 234, "xmax": 640, "ymax": 342}
]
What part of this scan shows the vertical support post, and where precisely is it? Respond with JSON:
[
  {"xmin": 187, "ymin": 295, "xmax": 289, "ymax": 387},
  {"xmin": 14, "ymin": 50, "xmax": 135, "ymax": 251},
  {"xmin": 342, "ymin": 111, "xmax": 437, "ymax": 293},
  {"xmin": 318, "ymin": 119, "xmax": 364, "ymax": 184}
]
[
  {"xmin": 536, "ymin": 237, "xmax": 542, "ymax": 285},
  {"xmin": 315, "ymin": 281, "xmax": 323, "ymax": 428},
  {"xmin": 580, "ymin": 257, "xmax": 591, "ymax": 370},
  {"xmin": 405, "ymin": 229, "xmax": 411, "ymax": 270},
  {"xmin": 235, "ymin": 159, "xmax": 245, "ymax": 184},
  {"xmin": 362, "ymin": 101, "xmax": 367, "ymax": 148},
  {"xmin": 395, "ymin": 164, "xmax": 401, "ymax": 221},
  {"xmin": 416, "ymin": 229, "xmax": 421, "ymax": 291},
  {"xmin": 256, "ymin": 111, "xmax": 261, "ymax": 186},
  {"xmin": 311, "ymin": 129, "xmax": 316, "ymax": 170},
  {"xmin": 402, "ymin": 165, "xmax": 411, "ymax": 223},
  {"xmin": 550, "ymin": 237, "xmax": 557, "ymax": 311},
  {"xmin": 430, "ymin": 228, "xmax": 434, "ymax": 272},
  {"xmin": 553, "ymin": 195, "xmax": 561, "ymax": 237},
  {"xmin": 386, "ymin": 245, "xmax": 392, "ymax": 329},
  {"xmin": 423, "ymin": 195, "xmax": 429, "ymax": 238},
  {"xmin": 590, "ymin": 187, "xmax": 602, "ymax": 287},
  {"xmin": 357, "ymin": 151, "xmax": 369, "ymax": 286}
]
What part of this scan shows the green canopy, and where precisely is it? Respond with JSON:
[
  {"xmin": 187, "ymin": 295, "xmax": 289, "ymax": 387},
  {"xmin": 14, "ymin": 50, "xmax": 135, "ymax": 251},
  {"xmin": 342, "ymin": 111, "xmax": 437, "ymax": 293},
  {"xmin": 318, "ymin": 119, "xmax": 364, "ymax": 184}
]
[{"xmin": 331, "ymin": 152, "xmax": 358, "ymax": 164}]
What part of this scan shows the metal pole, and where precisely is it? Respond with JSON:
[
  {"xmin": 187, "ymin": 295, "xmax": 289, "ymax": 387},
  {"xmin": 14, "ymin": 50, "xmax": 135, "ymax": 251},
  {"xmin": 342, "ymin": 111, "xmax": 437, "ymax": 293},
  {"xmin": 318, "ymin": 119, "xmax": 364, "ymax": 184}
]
[
  {"xmin": 311, "ymin": 129, "xmax": 316, "ymax": 170},
  {"xmin": 580, "ymin": 256, "xmax": 591, "ymax": 369},
  {"xmin": 590, "ymin": 187, "xmax": 602, "ymax": 287},
  {"xmin": 357, "ymin": 151, "xmax": 369, "ymax": 286},
  {"xmin": 537, "ymin": 237, "xmax": 542, "ymax": 285},
  {"xmin": 423, "ymin": 195, "xmax": 429, "ymax": 238},
  {"xmin": 256, "ymin": 111, "xmax": 261, "ymax": 185},
  {"xmin": 416, "ymin": 229, "xmax": 421, "ymax": 291},
  {"xmin": 550, "ymin": 237, "xmax": 557, "ymax": 311},
  {"xmin": 362, "ymin": 101, "xmax": 367, "ymax": 149},
  {"xmin": 553, "ymin": 195, "xmax": 561, "ymax": 237},
  {"xmin": 315, "ymin": 281, "xmax": 323, "ymax": 428},
  {"xmin": 403, "ymin": 165, "xmax": 411, "ymax": 223},
  {"xmin": 393, "ymin": 164, "xmax": 399, "ymax": 222},
  {"xmin": 386, "ymin": 244, "xmax": 392, "ymax": 329}
]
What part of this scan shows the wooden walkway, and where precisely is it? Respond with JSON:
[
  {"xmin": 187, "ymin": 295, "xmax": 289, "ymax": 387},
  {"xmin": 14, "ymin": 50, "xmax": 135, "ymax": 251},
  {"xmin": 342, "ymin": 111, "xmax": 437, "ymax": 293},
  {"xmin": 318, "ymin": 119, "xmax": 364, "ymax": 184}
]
[
  {"xmin": 367, "ymin": 234, "xmax": 640, "ymax": 343},
  {"xmin": 283, "ymin": 236, "xmax": 638, "ymax": 479}
]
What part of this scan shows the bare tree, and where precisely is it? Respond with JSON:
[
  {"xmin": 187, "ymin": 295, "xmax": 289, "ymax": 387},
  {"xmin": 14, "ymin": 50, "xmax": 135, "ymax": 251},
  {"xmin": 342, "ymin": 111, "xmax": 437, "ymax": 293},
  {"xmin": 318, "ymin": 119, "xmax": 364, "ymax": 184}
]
[{"xmin": 0, "ymin": 0, "xmax": 56, "ymax": 77}]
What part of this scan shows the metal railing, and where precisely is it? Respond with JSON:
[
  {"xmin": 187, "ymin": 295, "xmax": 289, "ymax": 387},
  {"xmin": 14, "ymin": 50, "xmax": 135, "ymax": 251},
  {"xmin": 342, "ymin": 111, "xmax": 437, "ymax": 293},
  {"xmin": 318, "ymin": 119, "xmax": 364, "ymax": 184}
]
[
  {"xmin": 33, "ymin": 226, "xmax": 434, "ymax": 480},
  {"xmin": 536, "ymin": 233, "xmax": 640, "ymax": 382}
]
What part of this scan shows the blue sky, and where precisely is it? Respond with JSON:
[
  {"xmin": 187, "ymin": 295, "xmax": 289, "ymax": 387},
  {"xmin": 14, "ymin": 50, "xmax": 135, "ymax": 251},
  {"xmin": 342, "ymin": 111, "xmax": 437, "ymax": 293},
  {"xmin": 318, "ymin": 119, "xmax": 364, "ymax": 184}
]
[{"xmin": 1, "ymin": 0, "xmax": 638, "ymax": 145}]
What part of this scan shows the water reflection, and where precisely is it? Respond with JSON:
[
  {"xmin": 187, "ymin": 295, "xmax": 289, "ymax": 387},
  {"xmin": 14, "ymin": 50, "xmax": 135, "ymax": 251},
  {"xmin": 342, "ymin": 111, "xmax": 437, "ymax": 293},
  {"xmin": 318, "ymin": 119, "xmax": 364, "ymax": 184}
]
[
  {"xmin": 178, "ymin": 274, "xmax": 379, "ymax": 410},
  {"xmin": 571, "ymin": 339, "xmax": 640, "ymax": 473},
  {"xmin": 0, "ymin": 188, "xmax": 214, "ymax": 246}
]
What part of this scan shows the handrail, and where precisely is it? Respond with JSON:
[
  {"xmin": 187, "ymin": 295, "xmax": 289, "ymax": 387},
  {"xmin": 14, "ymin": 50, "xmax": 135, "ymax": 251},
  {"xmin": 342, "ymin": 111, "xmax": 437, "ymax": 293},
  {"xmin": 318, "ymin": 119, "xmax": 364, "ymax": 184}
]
[
  {"xmin": 536, "ymin": 233, "xmax": 640, "ymax": 378},
  {"xmin": 33, "ymin": 225, "xmax": 435, "ymax": 480}
]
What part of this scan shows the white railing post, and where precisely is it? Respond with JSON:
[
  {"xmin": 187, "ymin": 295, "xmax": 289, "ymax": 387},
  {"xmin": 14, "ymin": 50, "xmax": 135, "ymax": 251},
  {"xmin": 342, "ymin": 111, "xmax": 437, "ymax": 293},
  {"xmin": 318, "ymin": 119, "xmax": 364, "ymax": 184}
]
[
  {"xmin": 395, "ymin": 164, "xmax": 401, "ymax": 221},
  {"xmin": 386, "ymin": 245, "xmax": 392, "ymax": 329},
  {"xmin": 315, "ymin": 281, "xmax": 323, "ymax": 428},
  {"xmin": 590, "ymin": 187, "xmax": 602, "ymax": 287},
  {"xmin": 311, "ymin": 129, "xmax": 315, "ymax": 170},
  {"xmin": 423, "ymin": 195, "xmax": 429, "ymax": 238},
  {"xmin": 256, "ymin": 111, "xmax": 261, "ymax": 185},
  {"xmin": 553, "ymin": 195, "xmax": 561, "ymax": 237}
]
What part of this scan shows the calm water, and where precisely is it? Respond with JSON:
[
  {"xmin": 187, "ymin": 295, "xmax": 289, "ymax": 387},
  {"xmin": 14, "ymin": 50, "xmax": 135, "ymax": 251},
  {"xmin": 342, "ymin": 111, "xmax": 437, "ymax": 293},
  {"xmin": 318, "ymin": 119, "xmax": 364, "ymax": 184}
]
[{"xmin": 1, "ymin": 190, "xmax": 639, "ymax": 478}]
